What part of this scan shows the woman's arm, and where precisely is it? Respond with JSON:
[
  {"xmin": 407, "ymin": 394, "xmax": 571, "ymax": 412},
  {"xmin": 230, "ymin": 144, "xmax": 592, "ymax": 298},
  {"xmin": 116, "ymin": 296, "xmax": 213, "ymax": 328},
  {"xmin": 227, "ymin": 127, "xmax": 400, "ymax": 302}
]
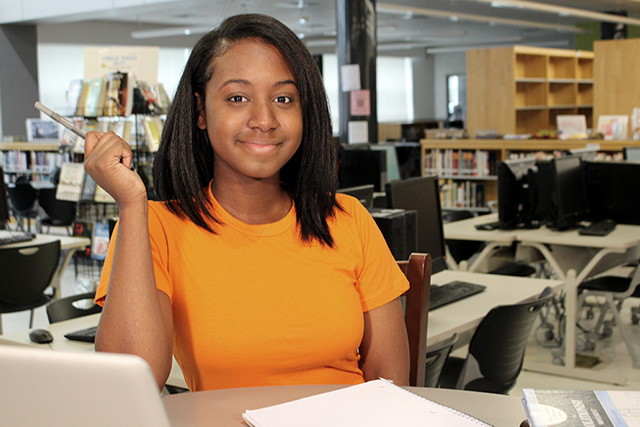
[
  {"xmin": 84, "ymin": 131, "xmax": 173, "ymax": 389},
  {"xmin": 359, "ymin": 297, "xmax": 410, "ymax": 385}
]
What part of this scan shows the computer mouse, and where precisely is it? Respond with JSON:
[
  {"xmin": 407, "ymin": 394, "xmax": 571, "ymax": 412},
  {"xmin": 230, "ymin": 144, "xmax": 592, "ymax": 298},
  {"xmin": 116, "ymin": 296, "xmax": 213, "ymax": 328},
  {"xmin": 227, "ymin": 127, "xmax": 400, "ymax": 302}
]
[{"xmin": 29, "ymin": 328, "xmax": 54, "ymax": 344}]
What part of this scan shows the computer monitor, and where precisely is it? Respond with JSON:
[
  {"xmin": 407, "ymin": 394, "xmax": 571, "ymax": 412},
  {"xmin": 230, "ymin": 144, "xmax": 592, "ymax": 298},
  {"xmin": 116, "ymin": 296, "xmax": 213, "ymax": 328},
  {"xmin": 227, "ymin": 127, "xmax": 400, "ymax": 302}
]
[
  {"xmin": 623, "ymin": 146, "xmax": 640, "ymax": 161},
  {"xmin": 370, "ymin": 144, "xmax": 401, "ymax": 182},
  {"xmin": 568, "ymin": 146, "xmax": 599, "ymax": 161},
  {"xmin": 338, "ymin": 147, "xmax": 387, "ymax": 192},
  {"xmin": 497, "ymin": 158, "xmax": 538, "ymax": 229},
  {"xmin": 584, "ymin": 160, "xmax": 640, "ymax": 225},
  {"xmin": 385, "ymin": 176, "xmax": 447, "ymax": 273},
  {"xmin": 0, "ymin": 167, "xmax": 10, "ymax": 229},
  {"xmin": 549, "ymin": 156, "xmax": 589, "ymax": 230},
  {"xmin": 337, "ymin": 184, "xmax": 375, "ymax": 209}
]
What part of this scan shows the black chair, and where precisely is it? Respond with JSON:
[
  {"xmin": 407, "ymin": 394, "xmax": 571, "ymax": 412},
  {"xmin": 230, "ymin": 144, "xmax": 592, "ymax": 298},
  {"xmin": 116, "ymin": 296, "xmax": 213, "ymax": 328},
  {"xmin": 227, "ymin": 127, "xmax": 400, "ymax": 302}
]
[
  {"xmin": 442, "ymin": 209, "xmax": 485, "ymax": 264},
  {"xmin": 0, "ymin": 240, "xmax": 61, "ymax": 334},
  {"xmin": 7, "ymin": 179, "xmax": 40, "ymax": 233},
  {"xmin": 438, "ymin": 288, "xmax": 553, "ymax": 394},
  {"xmin": 424, "ymin": 332, "xmax": 459, "ymax": 388},
  {"xmin": 46, "ymin": 291, "xmax": 102, "ymax": 324},
  {"xmin": 38, "ymin": 187, "xmax": 77, "ymax": 235}
]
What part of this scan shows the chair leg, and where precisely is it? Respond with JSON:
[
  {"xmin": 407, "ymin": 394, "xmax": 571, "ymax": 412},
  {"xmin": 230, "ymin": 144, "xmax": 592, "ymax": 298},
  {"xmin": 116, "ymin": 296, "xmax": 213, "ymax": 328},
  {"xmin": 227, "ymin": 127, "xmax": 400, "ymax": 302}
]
[
  {"xmin": 0, "ymin": 315, "xmax": 4, "ymax": 335},
  {"xmin": 604, "ymin": 294, "xmax": 640, "ymax": 369},
  {"xmin": 29, "ymin": 309, "xmax": 35, "ymax": 329}
]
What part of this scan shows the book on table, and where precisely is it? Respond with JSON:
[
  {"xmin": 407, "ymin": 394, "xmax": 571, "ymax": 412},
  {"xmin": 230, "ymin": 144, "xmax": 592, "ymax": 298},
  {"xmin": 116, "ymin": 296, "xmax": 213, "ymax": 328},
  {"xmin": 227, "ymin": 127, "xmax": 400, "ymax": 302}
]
[
  {"xmin": 242, "ymin": 379, "xmax": 490, "ymax": 426},
  {"xmin": 522, "ymin": 388, "xmax": 640, "ymax": 427}
]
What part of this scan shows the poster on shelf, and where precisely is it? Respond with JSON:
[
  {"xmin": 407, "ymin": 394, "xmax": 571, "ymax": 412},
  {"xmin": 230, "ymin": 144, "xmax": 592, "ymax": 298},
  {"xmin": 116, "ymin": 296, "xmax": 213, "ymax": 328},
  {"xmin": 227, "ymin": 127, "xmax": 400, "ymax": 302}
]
[
  {"xmin": 598, "ymin": 115, "xmax": 629, "ymax": 140},
  {"xmin": 84, "ymin": 46, "xmax": 158, "ymax": 85}
]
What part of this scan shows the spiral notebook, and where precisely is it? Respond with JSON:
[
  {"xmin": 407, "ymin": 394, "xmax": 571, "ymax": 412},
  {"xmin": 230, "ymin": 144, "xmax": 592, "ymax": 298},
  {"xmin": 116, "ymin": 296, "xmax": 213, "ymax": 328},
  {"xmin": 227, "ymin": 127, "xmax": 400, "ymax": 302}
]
[{"xmin": 242, "ymin": 379, "xmax": 490, "ymax": 426}]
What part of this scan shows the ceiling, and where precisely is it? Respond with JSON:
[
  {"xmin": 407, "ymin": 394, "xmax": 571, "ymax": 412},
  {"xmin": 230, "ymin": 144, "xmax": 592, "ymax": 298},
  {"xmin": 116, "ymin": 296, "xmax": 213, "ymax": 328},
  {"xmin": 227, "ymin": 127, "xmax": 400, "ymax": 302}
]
[{"xmin": 21, "ymin": 0, "xmax": 640, "ymax": 55}]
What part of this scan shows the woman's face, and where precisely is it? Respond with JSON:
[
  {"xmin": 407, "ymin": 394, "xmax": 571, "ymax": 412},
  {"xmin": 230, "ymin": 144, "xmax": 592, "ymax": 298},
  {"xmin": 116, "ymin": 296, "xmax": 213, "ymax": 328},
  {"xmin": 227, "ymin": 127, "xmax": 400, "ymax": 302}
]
[{"xmin": 197, "ymin": 38, "xmax": 303, "ymax": 185}]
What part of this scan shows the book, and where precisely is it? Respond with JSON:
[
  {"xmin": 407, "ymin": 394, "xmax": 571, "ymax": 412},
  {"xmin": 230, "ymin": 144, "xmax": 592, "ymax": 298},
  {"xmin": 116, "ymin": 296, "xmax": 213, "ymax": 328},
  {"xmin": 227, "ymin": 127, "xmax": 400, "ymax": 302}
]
[
  {"xmin": 104, "ymin": 71, "xmax": 134, "ymax": 117},
  {"xmin": 91, "ymin": 221, "xmax": 110, "ymax": 261},
  {"xmin": 56, "ymin": 162, "xmax": 86, "ymax": 202},
  {"xmin": 72, "ymin": 220, "xmax": 93, "ymax": 258},
  {"xmin": 142, "ymin": 116, "xmax": 163, "ymax": 152},
  {"xmin": 83, "ymin": 77, "xmax": 107, "ymax": 117},
  {"xmin": 522, "ymin": 389, "xmax": 640, "ymax": 427},
  {"xmin": 242, "ymin": 379, "xmax": 490, "ymax": 426}
]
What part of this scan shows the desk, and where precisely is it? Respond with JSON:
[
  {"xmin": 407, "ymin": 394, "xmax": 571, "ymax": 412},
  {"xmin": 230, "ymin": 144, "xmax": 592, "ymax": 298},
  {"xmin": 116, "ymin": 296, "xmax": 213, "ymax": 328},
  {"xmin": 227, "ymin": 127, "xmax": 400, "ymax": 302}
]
[
  {"xmin": 3, "ymin": 233, "xmax": 91, "ymax": 299},
  {"xmin": 444, "ymin": 215, "xmax": 640, "ymax": 383},
  {"xmin": 162, "ymin": 384, "xmax": 527, "ymax": 426},
  {"xmin": 443, "ymin": 212, "xmax": 521, "ymax": 272},
  {"xmin": 0, "ymin": 313, "xmax": 188, "ymax": 389},
  {"xmin": 428, "ymin": 270, "xmax": 563, "ymax": 350}
]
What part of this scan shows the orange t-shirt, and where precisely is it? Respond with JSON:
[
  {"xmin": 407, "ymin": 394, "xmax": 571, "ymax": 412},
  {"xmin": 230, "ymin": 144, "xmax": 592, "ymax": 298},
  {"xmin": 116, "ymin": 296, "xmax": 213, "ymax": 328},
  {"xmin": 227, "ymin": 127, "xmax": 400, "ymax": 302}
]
[{"xmin": 96, "ymin": 190, "xmax": 408, "ymax": 391}]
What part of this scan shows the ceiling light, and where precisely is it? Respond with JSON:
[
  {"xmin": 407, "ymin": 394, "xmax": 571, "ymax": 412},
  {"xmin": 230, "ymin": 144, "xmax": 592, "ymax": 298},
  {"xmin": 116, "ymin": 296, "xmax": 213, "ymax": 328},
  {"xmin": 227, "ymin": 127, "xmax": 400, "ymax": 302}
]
[
  {"xmin": 377, "ymin": 2, "xmax": 586, "ymax": 33},
  {"xmin": 130, "ymin": 26, "xmax": 211, "ymax": 39},
  {"xmin": 474, "ymin": 0, "xmax": 640, "ymax": 27}
]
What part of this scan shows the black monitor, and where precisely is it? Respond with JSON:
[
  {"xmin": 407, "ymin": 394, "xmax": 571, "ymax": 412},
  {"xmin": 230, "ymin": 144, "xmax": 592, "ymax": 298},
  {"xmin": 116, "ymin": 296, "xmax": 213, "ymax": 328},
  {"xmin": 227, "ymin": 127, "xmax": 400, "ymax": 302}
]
[
  {"xmin": 549, "ymin": 156, "xmax": 589, "ymax": 230},
  {"xmin": 337, "ymin": 184, "xmax": 375, "ymax": 209},
  {"xmin": 497, "ymin": 158, "xmax": 538, "ymax": 229},
  {"xmin": 584, "ymin": 160, "xmax": 640, "ymax": 225},
  {"xmin": 338, "ymin": 146, "xmax": 387, "ymax": 192},
  {"xmin": 623, "ymin": 146, "xmax": 640, "ymax": 161},
  {"xmin": 0, "ymin": 167, "xmax": 10, "ymax": 229},
  {"xmin": 385, "ymin": 176, "xmax": 446, "ymax": 273}
]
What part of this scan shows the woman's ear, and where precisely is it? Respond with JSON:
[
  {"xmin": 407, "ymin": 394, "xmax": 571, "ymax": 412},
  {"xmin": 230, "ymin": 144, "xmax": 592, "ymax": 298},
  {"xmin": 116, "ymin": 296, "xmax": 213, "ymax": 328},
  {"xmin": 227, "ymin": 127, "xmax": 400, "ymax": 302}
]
[{"xmin": 195, "ymin": 93, "xmax": 207, "ymax": 130}]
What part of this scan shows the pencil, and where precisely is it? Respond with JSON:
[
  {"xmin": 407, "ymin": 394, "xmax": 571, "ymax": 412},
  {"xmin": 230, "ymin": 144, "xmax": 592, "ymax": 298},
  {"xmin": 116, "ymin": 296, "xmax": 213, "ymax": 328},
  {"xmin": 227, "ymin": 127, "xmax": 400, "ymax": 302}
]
[{"xmin": 34, "ymin": 101, "xmax": 86, "ymax": 140}]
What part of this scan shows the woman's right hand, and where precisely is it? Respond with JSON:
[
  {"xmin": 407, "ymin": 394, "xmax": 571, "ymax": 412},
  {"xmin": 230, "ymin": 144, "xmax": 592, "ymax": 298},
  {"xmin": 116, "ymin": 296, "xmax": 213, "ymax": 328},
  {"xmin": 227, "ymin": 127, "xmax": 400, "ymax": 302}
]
[{"xmin": 84, "ymin": 131, "xmax": 148, "ymax": 208}]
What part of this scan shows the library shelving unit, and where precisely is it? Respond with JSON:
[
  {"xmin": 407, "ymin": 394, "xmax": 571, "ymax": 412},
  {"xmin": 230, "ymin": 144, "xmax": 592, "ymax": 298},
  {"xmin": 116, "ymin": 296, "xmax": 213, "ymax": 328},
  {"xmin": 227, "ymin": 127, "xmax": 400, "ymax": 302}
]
[
  {"xmin": 466, "ymin": 46, "xmax": 594, "ymax": 137},
  {"xmin": 420, "ymin": 139, "xmax": 640, "ymax": 210},
  {"xmin": 0, "ymin": 141, "xmax": 62, "ymax": 184}
]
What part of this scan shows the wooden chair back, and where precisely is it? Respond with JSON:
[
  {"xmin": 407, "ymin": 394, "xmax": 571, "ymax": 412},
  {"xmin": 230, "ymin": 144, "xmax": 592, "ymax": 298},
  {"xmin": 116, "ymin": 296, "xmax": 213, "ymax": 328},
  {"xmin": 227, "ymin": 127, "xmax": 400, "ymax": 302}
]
[{"xmin": 397, "ymin": 253, "xmax": 432, "ymax": 387}]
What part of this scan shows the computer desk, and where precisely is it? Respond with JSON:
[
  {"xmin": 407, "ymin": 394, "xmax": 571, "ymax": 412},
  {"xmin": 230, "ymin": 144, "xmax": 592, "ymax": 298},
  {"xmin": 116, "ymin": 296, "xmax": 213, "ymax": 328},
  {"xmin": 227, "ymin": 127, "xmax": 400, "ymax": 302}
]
[
  {"xmin": 3, "ymin": 233, "xmax": 91, "ymax": 299},
  {"xmin": 0, "ymin": 270, "xmax": 561, "ymax": 390},
  {"xmin": 444, "ymin": 214, "xmax": 640, "ymax": 384},
  {"xmin": 162, "ymin": 384, "xmax": 527, "ymax": 426}
]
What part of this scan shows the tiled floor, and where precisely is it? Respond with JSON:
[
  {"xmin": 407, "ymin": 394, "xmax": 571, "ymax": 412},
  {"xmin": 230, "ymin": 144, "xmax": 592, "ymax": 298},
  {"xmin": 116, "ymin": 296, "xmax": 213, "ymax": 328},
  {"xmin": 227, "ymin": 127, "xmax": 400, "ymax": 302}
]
[{"xmin": 3, "ymin": 226, "xmax": 640, "ymax": 396}]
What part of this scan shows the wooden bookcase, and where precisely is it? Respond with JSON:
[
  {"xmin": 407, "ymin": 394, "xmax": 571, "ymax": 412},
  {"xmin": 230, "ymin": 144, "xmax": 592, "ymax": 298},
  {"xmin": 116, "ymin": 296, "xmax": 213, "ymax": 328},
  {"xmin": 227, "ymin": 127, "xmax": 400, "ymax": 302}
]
[
  {"xmin": 420, "ymin": 139, "xmax": 640, "ymax": 210},
  {"xmin": 466, "ymin": 46, "xmax": 594, "ymax": 137},
  {"xmin": 594, "ymin": 38, "xmax": 640, "ymax": 137},
  {"xmin": 0, "ymin": 142, "xmax": 62, "ymax": 183}
]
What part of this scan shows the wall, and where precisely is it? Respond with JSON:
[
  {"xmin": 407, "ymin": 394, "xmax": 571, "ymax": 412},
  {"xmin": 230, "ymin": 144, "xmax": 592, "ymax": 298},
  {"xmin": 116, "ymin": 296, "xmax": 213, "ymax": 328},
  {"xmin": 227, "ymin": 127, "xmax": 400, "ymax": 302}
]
[
  {"xmin": 433, "ymin": 52, "xmax": 466, "ymax": 122},
  {"xmin": 0, "ymin": 24, "xmax": 39, "ymax": 139}
]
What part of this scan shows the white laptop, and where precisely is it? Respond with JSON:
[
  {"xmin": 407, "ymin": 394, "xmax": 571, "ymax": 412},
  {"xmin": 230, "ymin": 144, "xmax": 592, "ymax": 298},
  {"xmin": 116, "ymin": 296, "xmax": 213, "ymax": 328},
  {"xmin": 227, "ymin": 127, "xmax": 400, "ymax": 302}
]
[{"xmin": 0, "ymin": 346, "xmax": 170, "ymax": 427}]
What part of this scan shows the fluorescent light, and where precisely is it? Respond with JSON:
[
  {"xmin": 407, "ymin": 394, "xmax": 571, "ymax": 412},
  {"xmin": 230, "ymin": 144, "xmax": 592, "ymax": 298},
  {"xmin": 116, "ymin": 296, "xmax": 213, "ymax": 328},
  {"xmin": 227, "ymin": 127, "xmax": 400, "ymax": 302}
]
[
  {"xmin": 130, "ymin": 26, "xmax": 211, "ymax": 39},
  {"xmin": 476, "ymin": 0, "xmax": 640, "ymax": 27},
  {"xmin": 425, "ymin": 39, "xmax": 570, "ymax": 54},
  {"xmin": 377, "ymin": 2, "xmax": 586, "ymax": 33}
]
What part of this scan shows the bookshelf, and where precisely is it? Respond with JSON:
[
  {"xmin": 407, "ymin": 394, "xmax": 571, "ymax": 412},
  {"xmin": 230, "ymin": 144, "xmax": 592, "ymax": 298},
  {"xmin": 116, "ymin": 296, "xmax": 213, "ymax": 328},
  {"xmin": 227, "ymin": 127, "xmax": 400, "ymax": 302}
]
[
  {"xmin": 467, "ymin": 46, "xmax": 594, "ymax": 137},
  {"xmin": 0, "ymin": 142, "xmax": 62, "ymax": 184},
  {"xmin": 420, "ymin": 139, "xmax": 640, "ymax": 210}
]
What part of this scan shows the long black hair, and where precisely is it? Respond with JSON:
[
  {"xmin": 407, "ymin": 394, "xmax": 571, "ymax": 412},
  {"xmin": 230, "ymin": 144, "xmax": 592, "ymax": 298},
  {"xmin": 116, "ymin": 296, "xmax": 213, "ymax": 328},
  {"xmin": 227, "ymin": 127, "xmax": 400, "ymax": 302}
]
[{"xmin": 153, "ymin": 13, "xmax": 340, "ymax": 246}]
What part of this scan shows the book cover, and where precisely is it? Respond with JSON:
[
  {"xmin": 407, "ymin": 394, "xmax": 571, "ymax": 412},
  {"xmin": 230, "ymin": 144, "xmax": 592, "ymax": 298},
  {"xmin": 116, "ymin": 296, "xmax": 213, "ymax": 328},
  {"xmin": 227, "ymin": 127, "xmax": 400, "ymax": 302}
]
[
  {"xmin": 142, "ymin": 116, "xmax": 163, "ymax": 152},
  {"xmin": 91, "ymin": 221, "xmax": 110, "ymax": 261},
  {"xmin": 83, "ymin": 77, "xmax": 106, "ymax": 117},
  {"xmin": 522, "ymin": 389, "xmax": 640, "ymax": 427},
  {"xmin": 56, "ymin": 162, "xmax": 86, "ymax": 202},
  {"xmin": 72, "ymin": 220, "xmax": 93, "ymax": 258},
  {"xmin": 94, "ymin": 184, "xmax": 115, "ymax": 204}
]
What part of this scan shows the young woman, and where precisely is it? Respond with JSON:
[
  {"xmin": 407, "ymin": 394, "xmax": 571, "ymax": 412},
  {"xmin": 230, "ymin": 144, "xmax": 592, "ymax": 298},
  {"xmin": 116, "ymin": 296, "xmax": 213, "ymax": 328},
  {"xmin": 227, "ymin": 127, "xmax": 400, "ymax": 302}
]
[{"xmin": 84, "ymin": 13, "xmax": 410, "ymax": 391}]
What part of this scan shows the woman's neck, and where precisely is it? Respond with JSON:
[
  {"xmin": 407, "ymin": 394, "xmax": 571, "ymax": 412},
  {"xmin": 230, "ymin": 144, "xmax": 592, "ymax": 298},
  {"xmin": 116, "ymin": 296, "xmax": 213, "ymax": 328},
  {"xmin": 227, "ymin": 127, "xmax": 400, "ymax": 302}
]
[{"xmin": 210, "ymin": 177, "xmax": 292, "ymax": 225}]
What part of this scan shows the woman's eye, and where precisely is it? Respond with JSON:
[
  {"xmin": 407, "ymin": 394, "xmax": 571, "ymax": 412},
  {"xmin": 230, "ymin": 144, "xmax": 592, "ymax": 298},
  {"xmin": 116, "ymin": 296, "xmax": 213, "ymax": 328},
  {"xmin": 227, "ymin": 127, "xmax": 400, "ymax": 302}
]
[
  {"xmin": 275, "ymin": 96, "xmax": 292, "ymax": 104},
  {"xmin": 229, "ymin": 95, "xmax": 246, "ymax": 103}
]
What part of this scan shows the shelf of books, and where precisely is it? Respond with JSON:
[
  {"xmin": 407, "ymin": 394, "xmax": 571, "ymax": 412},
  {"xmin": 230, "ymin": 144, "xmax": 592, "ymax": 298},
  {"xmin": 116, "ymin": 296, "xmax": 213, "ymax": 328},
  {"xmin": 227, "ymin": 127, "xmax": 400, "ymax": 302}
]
[
  {"xmin": 0, "ymin": 142, "xmax": 63, "ymax": 184},
  {"xmin": 420, "ymin": 139, "xmax": 640, "ymax": 210}
]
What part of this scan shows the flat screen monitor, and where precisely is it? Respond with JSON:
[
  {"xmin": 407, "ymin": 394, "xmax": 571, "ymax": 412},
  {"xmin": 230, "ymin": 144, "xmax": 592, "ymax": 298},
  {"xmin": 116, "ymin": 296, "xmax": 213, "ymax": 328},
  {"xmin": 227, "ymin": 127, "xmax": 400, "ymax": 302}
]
[
  {"xmin": 497, "ymin": 158, "xmax": 538, "ymax": 229},
  {"xmin": 338, "ymin": 147, "xmax": 387, "ymax": 192},
  {"xmin": 370, "ymin": 144, "xmax": 401, "ymax": 182},
  {"xmin": 385, "ymin": 176, "xmax": 446, "ymax": 273},
  {"xmin": 337, "ymin": 184, "xmax": 375, "ymax": 209},
  {"xmin": 550, "ymin": 156, "xmax": 589, "ymax": 230},
  {"xmin": 584, "ymin": 160, "xmax": 640, "ymax": 225},
  {"xmin": 623, "ymin": 146, "xmax": 640, "ymax": 161},
  {"xmin": 0, "ymin": 167, "xmax": 10, "ymax": 229}
]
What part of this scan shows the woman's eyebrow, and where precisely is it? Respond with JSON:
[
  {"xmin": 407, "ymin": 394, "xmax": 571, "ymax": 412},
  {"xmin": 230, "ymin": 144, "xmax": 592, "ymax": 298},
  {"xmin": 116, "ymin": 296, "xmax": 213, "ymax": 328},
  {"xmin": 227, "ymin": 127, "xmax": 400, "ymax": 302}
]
[{"xmin": 218, "ymin": 79, "xmax": 298, "ymax": 90}]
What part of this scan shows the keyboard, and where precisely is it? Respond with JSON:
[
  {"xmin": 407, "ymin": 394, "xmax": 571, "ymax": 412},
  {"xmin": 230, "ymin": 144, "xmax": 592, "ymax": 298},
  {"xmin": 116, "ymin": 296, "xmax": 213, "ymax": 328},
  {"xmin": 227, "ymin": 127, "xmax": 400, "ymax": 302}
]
[
  {"xmin": 579, "ymin": 219, "xmax": 616, "ymax": 236},
  {"xmin": 429, "ymin": 281, "xmax": 487, "ymax": 310},
  {"xmin": 64, "ymin": 326, "xmax": 97, "ymax": 343},
  {"xmin": 474, "ymin": 221, "xmax": 501, "ymax": 231},
  {"xmin": 0, "ymin": 230, "xmax": 35, "ymax": 246}
]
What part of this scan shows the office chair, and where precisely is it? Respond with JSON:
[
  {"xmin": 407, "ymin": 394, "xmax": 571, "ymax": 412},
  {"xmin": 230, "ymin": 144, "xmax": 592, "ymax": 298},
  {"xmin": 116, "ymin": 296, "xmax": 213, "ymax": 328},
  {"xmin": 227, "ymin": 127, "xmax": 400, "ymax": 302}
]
[
  {"xmin": 38, "ymin": 187, "xmax": 77, "ymax": 235},
  {"xmin": 438, "ymin": 287, "xmax": 553, "ymax": 394},
  {"xmin": 7, "ymin": 179, "xmax": 41, "ymax": 233},
  {"xmin": 577, "ymin": 266, "xmax": 640, "ymax": 368},
  {"xmin": 46, "ymin": 291, "xmax": 102, "ymax": 324},
  {"xmin": 0, "ymin": 240, "xmax": 61, "ymax": 334},
  {"xmin": 397, "ymin": 252, "xmax": 432, "ymax": 387},
  {"xmin": 424, "ymin": 332, "xmax": 459, "ymax": 388}
]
